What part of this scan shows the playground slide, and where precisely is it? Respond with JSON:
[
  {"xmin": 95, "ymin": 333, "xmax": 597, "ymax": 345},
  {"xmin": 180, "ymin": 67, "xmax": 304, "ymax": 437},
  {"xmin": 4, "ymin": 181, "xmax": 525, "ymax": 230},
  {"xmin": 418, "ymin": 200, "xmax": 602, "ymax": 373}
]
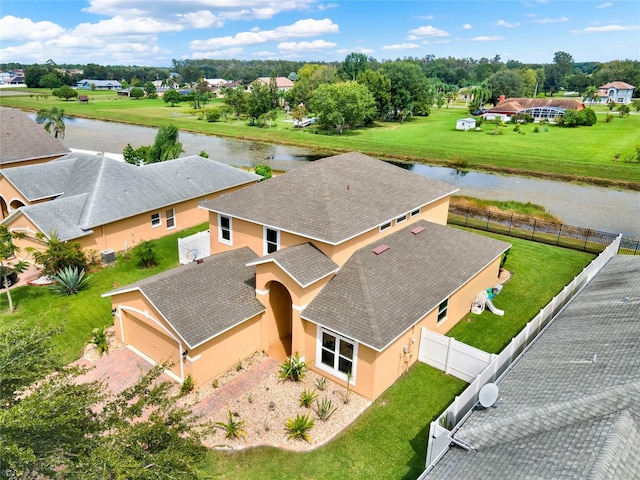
[{"xmin": 485, "ymin": 298, "xmax": 504, "ymax": 316}]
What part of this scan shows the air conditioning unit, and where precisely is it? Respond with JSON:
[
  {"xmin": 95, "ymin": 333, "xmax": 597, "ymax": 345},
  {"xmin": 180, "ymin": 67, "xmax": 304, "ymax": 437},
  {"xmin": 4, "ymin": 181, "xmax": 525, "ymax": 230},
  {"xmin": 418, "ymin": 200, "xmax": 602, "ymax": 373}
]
[{"xmin": 101, "ymin": 249, "xmax": 116, "ymax": 265}]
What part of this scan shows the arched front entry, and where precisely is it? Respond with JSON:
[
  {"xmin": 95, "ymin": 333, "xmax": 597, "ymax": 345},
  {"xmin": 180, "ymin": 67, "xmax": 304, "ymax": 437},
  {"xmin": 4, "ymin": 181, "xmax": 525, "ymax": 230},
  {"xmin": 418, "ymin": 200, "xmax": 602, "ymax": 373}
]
[
  {"xmin": 0, "ymin": 197, "xmax": 7, "ymax": 219},
  {"xmin": 266, "ymin": 281, "xmax": 292, "ymax": 362}
]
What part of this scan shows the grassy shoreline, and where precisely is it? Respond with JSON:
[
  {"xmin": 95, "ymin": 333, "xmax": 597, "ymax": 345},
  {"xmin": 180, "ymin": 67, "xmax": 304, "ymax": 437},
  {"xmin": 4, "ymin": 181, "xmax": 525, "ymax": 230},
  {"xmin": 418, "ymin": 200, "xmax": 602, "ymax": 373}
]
[{"xmin": 2, "ymin": 89, "xmax": 639, "ymax": 190}]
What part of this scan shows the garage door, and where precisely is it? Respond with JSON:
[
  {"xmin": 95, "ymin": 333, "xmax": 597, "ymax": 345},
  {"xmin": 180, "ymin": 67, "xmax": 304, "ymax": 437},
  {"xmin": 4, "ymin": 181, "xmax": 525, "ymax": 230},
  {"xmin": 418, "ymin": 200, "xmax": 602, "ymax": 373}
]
[{"xmin": 122, "ymin": 311, "xmax": 181, "ymax": 377}]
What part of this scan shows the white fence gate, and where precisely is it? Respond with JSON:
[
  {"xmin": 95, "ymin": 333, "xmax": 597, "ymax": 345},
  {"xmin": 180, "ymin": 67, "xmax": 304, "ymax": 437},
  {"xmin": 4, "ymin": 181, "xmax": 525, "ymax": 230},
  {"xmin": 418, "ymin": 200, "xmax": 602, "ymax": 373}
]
[{"xmin": 178, "ymin": 230, "xmax": 210, "ymax": 264}]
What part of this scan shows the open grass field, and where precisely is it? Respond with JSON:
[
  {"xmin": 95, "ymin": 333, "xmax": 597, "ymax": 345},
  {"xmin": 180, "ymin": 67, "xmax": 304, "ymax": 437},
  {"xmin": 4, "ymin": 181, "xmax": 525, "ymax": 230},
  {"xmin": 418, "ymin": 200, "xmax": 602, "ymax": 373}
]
[{"xmin": 1, "ymin": 89, "xmax": 639, "ymax": 188}]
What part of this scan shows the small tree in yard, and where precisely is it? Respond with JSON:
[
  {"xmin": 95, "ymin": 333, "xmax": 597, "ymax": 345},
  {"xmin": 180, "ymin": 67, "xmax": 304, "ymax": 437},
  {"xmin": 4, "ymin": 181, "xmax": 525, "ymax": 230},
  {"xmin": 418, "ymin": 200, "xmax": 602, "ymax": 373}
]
[
  {"xmin": 0, "ymin": 225, "xmax": 29, "ymax": 312},
  {"xmin": 28, "ymin": 232, "xmax": 88, "ymax": 278},
  {"xmin": 163, "ymin": 89, "xmax": 182, "ymax": 106},
  {"xmin": 130, "ymin": 87, "xmax": 145, "ymax": 100},
  {"xmin": 132, "ymin": 241, "xmax": 158, "ymax": 268}
]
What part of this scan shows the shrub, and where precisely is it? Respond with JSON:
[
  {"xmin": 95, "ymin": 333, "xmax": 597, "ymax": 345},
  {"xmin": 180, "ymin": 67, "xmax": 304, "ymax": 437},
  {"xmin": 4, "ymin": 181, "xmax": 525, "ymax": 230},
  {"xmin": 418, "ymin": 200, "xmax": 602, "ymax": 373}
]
[
  {"xmin": 285, "ymin": 413, "xmax": 315, "ymax": 443},
  {"xmin": 132, "ymin": 241, "xmax": 158, "ymax": 268},
  {"xmin": 583, "ymin": 107, "xmax": 597, "ymax": 126},
  {"xmin": 180, "ymin": 375, "xmax": 195, "ymax": 396},
  {"xmin": 314, "ymin": 377, "xmax": 327, "ymax": 391},
  {"xmin": 299, "ymin": 388, "xmax": 318, "ymax": 408},
  {"xmin": 316, "ymin": 397, "xmax": 338, "ymax": 421},
  {"xmin": 50, "ymin": 266, "xmax": 91, "ymax": 296},
  {"xmin": 206, "ymin": 108, "xmax": 221, "ymax": 122},
  {"xmin": 254, "ymin": 164, "xmax": 272, "ymax": 180},
  {"xmin": 29, "ymin": 233, "xmax": 88, "ymax": 277},
  {"xmin": 605, "ymin": 114, "xmax": 614, "ymax": 123},
  {"xmin": 278, "ymin": 352, "xmax": 307, "ymax": 382},
  {"xmin": 215, "ymin": 410, "xmax": 247, "ymax": 439},
  {"xmin": 533, "ymin": 126, "xmax": 540, "ymax": 133},
  {"xmin": 91, "ymin": 327, "xmax": 109, "ymax": 356}
]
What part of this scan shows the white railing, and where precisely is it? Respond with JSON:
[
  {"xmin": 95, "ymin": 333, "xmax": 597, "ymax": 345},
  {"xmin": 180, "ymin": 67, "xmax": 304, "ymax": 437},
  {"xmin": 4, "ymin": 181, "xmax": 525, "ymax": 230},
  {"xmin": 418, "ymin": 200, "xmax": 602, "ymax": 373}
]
[
  {"xmin": 178, "ymin": 230, "xmax": 210, "ymax": 264},
  {"xmin": 419, "ymin": 234, "xmax": 621, "ymax": 477}
]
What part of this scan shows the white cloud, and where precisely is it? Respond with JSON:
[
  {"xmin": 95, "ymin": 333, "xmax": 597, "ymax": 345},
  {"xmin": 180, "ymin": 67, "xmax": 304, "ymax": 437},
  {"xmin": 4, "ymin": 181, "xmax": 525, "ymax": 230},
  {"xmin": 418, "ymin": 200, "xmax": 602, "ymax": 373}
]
[
  {"xmin": 381, "ymin": 43, "xmax": 420, "ymax": 51},
  {"xmin": 278, "ymin": 39, "xmax": 337, "ymax": 52},
  {"xmin": 408, "ymin": 25, "xmax": 449, "ymax": 37},
  {"xmin": 572, "ymin": 24, "xmax": 640, "ymax": 33},
  {"xmin": 317, "ymin": 3, "xmax": 339, "ymax": 11},
  {"xmin": 0, "ymin": 16, "xmax": 65, "ymax": 41},
  {"xmin": 72, "ymin": 16, "xmax": 183, "ymax": 37},
  {"xmin": 190, "ymin": 18, "xmax": 339, "ymax": 50},
  {"xmin": 462, "ymin": 23, "xmax": 472, "ymax": 30},
  {"xmin": 597, "ymin": 2, "xmax": 613, "ymax": 8},
  {"xmin": 533, "ymin": 16, "xmax": 569, "ymax": 24},
  {"xmin": 178, "ymin": 11, "xmax": 224, "ymax": 29},
  {"xmin": 415, "ymin": 15, "xmax": 434, "ymax": 20},
  {"xmin": 472, "ymin": 36, "xmax": 506, "ymax": 41},
  {"xmin": 496, "ymin": 19, "xmax": 519, "ymax": 28},
  {"xmin": 190, "ymin": 47, "xmax": 245, "ymax": 59},
  {"xmin": 336, "ymin": 47, "xmax": 374, "ymax": 55}
]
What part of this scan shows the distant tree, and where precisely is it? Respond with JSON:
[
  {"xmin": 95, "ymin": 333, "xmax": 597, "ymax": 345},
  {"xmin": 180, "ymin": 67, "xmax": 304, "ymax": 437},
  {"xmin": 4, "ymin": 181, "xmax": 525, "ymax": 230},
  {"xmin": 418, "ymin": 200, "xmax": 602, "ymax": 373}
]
[
  {"xmin": 617, "ymin": 104, "xmax": 631, "ymax": 117},
  {"xmin": 468, "ymin": 85, "xmax": 491, "ymax": 113},
  {"xmin": 24, "ymin": 64, "xmax": 49, "ymax": 88},
  {"xmin": 247, "ymin": 81, "xmax": 276, "ymax": 126},
  {"xmin": 521, "ymin": 68, "xmax": 538, "ymax": 97},
  {"xmin": 583, "ymin": 85, "xmax": 599, "ymax": 105},
  {"xmin": 163, "ymin": 89, "xmax": 182, "ymax": 106},
  {"xmin": 222, "ymin": 87, "xmax": 248, "ymax": 119},
  {"xmin": 143, "ymin": 81, "xmax": 157, "ymax": 99},
  {"xmin": 310, "ymin": 81, "xmax": 376, "ymax": 134},
  {"xmin": 35, "ymin": 107, "xmax": 66, "ymax": 138},
  {"xmin": 544, "ymin": 51, "xmax": 574, "ymax": 94},
  {"xmin": 357, "ymin": 69, "xmax": 391, "ymax": 120},
  {"xmin": 147, "ymin": 124, "xmax": 183, "ymax": 163},
  {"xmin": 487, "ymin": 70, "xmax": 523, "ymax": 104},
  {"xmin": 123, "ymin": 143, "xmax": 150, "ymax": 166},
  {"xmin": 38, "ymin": 72, "xmax": 63, "ymax": 89},
  {"xmin": 52, "ymin": 85, "xmax": 79, "ymax": 101},
  {"xmin": 0, "ymin": 226, "xmax": 28, "ymax": 312},
  {"xmin": 380, "ymin": 61, "xmax": 429, "ymax": 122},
  {"xmin": 130, "ymin": 87, "xmax": 145, "ymax": 100},
  {"xmin": 341, "ymin": 52, "xmax": 370, "ymax": 81},
  {"xmin": 286, "ymin": 64, "xmax": 339, "ymax": 107}
]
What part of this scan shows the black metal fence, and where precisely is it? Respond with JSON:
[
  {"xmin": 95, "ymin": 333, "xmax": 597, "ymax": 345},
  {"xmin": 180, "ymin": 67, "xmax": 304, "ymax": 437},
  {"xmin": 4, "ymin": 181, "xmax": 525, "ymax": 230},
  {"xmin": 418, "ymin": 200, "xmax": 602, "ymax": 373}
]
[{"xmin": 448, "ymin": 206, "xmax": 640, "ymax": 255}]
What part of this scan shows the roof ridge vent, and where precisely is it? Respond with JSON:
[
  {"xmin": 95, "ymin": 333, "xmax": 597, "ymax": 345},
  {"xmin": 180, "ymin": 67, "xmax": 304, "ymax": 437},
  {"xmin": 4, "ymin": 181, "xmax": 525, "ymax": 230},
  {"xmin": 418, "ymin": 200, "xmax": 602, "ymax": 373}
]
[
  {"xmin": 411, "ymin": 226, "xmax": 426, "ymax": 235},
  {"xmin": 372, "ymin": 244, "xmax": 390, "ymax": 255}
]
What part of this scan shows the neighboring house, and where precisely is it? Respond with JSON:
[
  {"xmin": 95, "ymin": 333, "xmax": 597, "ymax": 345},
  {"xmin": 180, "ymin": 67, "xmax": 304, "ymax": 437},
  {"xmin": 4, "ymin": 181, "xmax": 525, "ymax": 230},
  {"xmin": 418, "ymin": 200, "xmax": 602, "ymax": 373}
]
[
  {"xmin": 597, "ymin": 81, "xmax": 635, "ymax": 104},
  {"xmin": 484, "ymin": 97, "xmax": 584, "ymax": 121},
  {"xmin": 426, "ymin": 255, "xmax": 640, "ymax": 478},
  {"xmin": 250, "ymin": 76, "xmax": 294, "ymax": 92},
  {"xmin": 456, "ymin": 118, "xmax": 477, "ymax": 131},
  {"xmin": 76, "ymin": 79, "xmax": 122, "ymax": 90},
  {"xmin": 104, "ymin": 152, "xmax": 510, "ymax": 400},
  {"xmin": 0, "ymin": 107, "xmax": 70, "ymax": 170},
  {"xmin": 1, "ymin": 152, "xmax": 260, "ymax": 255},
  {"xmin": 7, "ymin": 76, "xmax": 25, "ymax": 85}
]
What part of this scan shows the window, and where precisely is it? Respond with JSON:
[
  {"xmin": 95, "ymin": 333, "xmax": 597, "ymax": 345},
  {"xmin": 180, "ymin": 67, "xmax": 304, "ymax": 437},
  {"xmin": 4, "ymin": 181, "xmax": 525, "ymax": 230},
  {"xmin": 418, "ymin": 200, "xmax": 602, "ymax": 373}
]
[
  {"xmin": 166, "ymin": 208, "xmax": 175, "ymax": 229},
  {"xmin": 218, "ymin": 215, "xmax": 232, "ymax": 245},
  {"xmin": 379, "ymin": 221, "xmax": 391, "ymax": 232},
  {"xmin": 151, "ymin": 212, "xmax": 161, "ymax": 227},
  {"xmin": 317, "ymin": 327, "xmax": 357, "ymax": 382},
  {"xmin": 617, "ymin": 97, "xmax": 624, "ymax": 103},
  {"xmin": 396, "ymin": 214, "xmax": 407, "ymax": 224},
  {"xmin": 437, "ymin": 298, "xmax": 449, "ymax": 324},
  {"xmin": 410, "ymin": 208, "xmax": 421, "ymax": 217},
  {"xmin": 264, "ymin": 227, "xmax": 279, "ymax": 254}
]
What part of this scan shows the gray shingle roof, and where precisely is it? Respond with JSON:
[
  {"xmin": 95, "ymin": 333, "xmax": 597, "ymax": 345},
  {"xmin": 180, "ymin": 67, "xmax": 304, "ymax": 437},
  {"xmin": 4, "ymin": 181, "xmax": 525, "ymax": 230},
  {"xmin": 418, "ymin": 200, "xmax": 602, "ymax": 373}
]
[
  {"xmin": 0, "ymin": 107, "xmax": 70, "ymax": 165},
  {"xmin": 103, "ymin": 247, "xmax": 265, "ymax": 349},
  {"xmin": 201, "ymin": 152, "xmax": 458, "ymax": 245},
  {"xmin": 302, "ymin": 220, "xmax": 510, "ymax": 350},
  {"xmin": 247, "ymin": 243, "xmax": 339, "ymax": 288},
  {"xmin": 428, "ymin": 255, "xmax": 640, "ymax": 479},
  {"xmin": 3, "ymin": 152, "xmax": 260, "ymax": 240}
]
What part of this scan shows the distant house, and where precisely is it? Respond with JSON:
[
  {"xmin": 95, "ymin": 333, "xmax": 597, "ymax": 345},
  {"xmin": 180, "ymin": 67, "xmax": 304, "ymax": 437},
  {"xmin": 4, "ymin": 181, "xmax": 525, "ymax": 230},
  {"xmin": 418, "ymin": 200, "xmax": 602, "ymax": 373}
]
[
  {"xmin": 456, "ymin": 118, "xmax": 477, "ymax": 131},
  {"xmin": 250, "ymin": 76, "xmax": 294, "ymax": 92},
  {"xmin": 597, "ymin": 81, "xmax": 635, "ymax": 104},
  {"xmin": 76, "ymin": 79, "xmax": 122, "ymax": 90},
  {"xmin": 1, "ymin": 153, "xmax": 260, "ymax": 255},
  {"xmin": 7, "ymin": 76, "xmax": 25, "ymax": 85},
  {"xmin": 103, "ymin": 152, "xmax": 510, "ymax": 400},
  {"xmin": 484, "ymin": 97, "xmax": 584, "ymax": 121}
]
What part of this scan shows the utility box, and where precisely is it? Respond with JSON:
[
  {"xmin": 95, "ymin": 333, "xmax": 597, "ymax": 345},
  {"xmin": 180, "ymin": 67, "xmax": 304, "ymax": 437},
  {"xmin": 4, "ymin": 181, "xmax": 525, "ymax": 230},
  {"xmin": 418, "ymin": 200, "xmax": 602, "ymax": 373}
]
[{"xmin": 101, "ymin": 249, "xmax": 116, "ymax": 265}]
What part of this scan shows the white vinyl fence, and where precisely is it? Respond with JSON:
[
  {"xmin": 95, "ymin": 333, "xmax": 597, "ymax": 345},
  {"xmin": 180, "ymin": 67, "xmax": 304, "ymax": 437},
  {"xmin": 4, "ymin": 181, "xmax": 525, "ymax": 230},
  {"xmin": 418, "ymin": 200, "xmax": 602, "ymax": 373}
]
[
  {"xmin": 178, "ymin": 230, "xmax": 210, "ymax": 264},
  {"xmin": 419, "ymin": 235, "xmax": 622, "ymax": 477}
]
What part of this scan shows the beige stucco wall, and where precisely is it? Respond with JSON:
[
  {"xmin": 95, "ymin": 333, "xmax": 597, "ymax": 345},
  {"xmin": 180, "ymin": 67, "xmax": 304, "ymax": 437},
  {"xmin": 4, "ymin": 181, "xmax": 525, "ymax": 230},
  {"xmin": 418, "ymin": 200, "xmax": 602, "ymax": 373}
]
[{"xmin": 4, "ymin": 213, "xmax": 47, "ymax": 258}]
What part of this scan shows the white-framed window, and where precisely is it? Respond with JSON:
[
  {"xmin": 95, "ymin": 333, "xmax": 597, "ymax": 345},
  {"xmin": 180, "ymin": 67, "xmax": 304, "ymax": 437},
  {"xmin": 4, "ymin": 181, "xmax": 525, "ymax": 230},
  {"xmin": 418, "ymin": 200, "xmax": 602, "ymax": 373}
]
[
  {"xmin": 437, "ymin": 298, "xmax": 449, "ymax": 324},
  {"xmin": 316, "ymin": 326, "xmax": 357, "ymax": 383},
  {"xmin": 379, "ymin": 221, "xmax": 391, "ymax": 232},
  {"xmin": 410, "ymin": 208, "xmax": 421, "ymax": 217},
  {"xmin": 617, "ymin": 97, "xmax": 624, "ymax": 103},
  {"xmin": 264, "ymin": 227, "xmax": 280, "ymax": 254},
  {"xmin": 166, "ymin": 208, "xmax": 175, "ymax": 229},
  {"xmin": 151, "ymin": 212, "xmax": 161, "ymax": 228},
  {"xmin": 396, "ymin": 214, "xmax": 407, "ymax": 224},
  {"xmin": 218, "ymin": 215, "xmax": 232, "ymax": 245}
]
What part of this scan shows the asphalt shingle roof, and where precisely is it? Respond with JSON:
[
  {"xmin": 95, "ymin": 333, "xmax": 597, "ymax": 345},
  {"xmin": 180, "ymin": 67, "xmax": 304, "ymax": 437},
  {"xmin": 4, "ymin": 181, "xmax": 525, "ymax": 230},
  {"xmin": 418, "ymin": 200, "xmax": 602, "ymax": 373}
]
[
  {"xmin": 302, "ymin": 220, "xmax": 510, "ymax": 350},
  {"xmin": 3, "ymin": 152, "xmax": 260, "ymax": 240},
  {"xmin": 201, "ymin": 152, "xmax": 458, "ymax": 245},
  {"xmin": 0, "ymin": 107, "xmax": 70, "ymax": 165},
  {"xmin": 104, "ymin": 247, "xmax": 265, "ymax": 349},
  {"xmin": 427, "ymin": 255, "xmax": 640, "ymax": 479},
  {"xmin": 247, "ymin": 242, "xmax": 339, "ymax": 288}
]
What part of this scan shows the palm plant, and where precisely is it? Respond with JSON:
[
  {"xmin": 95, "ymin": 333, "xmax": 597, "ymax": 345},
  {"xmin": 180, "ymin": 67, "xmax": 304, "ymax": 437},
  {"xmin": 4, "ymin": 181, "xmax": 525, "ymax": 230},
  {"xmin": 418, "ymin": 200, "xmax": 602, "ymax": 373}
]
[
  {"xmin": 285, "ymin": 413, "xmax": 315, "ymax": 443},
  {"xmin": 299, "ymin": 388, "xmax": 318, "ymax": 408},
  {"xmin": 316, "ymin": 397, "xmax": 338, "ymax": 421},
  {"xmin": 278, "ymin": 352, "xmax": 307, "ymax": 382},
  {"xmin": 35, "ymin": 107, "xmax": 66, "ymax": 139},
  {"xmin": 50, "ymin": 266, "xmax": 91, "ymax": 296},
  {"xmin": 215, "ymin": 410, "xmax": 246, "ymax": 439}
]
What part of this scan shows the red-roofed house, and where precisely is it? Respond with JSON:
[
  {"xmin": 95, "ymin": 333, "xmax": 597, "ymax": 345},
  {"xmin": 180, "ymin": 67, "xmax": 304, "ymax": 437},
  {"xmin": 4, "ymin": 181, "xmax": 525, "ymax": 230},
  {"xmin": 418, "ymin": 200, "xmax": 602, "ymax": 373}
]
[{"xmin": 597, "ymin": 82, "xmax": 635, "ymax": 105}]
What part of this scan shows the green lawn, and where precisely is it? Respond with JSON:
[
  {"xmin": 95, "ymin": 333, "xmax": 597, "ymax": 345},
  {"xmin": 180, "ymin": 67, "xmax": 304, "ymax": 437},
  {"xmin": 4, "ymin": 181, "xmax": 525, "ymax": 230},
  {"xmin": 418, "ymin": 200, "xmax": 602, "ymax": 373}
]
[{"xmin": 2, "ymin": 90, "xmax": 639, "ymax": 188}]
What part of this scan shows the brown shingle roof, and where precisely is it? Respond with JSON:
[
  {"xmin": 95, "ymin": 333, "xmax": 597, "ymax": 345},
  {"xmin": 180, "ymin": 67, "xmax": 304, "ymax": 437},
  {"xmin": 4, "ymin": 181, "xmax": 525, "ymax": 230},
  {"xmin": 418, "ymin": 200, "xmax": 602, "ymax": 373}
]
[
  {"xmin": 487, "ymin": 97, "xmax": 584, "ymax": 114},
  {"xmin": 201, "ymin": 152, "xmax": 458, "ymax": 245},
  {"xmin": 0, "ymin": 107, "xmax": 70, "ymax": 165}
]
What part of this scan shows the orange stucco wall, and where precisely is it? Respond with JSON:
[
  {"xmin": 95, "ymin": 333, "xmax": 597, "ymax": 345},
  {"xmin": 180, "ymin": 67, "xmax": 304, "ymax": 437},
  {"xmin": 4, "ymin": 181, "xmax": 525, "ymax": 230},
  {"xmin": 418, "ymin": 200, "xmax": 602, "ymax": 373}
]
[{"xmin": 4, "ymin": 213, "xmax": 47, "ymax": 258}]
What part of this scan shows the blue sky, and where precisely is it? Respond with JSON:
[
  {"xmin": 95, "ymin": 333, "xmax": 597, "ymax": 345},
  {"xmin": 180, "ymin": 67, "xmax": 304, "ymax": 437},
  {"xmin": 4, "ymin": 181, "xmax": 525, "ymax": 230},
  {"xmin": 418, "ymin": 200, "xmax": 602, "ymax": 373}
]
[{"xmin": 0, "ymin": 0, "xmax": 638, "ymax": 67}]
